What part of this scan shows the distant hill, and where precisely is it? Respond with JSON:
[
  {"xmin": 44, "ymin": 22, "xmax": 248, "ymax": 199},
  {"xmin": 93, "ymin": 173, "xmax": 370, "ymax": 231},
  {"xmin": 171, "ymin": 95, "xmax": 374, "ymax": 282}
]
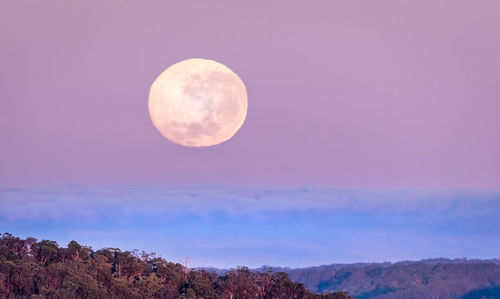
[{"xmin": 259, "ymin": 259, "xmax": 500, "ymax": 298}]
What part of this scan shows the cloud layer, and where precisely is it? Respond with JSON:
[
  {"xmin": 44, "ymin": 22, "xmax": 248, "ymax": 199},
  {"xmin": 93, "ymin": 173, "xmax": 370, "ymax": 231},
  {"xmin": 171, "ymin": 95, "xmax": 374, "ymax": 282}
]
[{"xmin": 1, "ymin": 185, "xmax": 499, "ymax": 268}]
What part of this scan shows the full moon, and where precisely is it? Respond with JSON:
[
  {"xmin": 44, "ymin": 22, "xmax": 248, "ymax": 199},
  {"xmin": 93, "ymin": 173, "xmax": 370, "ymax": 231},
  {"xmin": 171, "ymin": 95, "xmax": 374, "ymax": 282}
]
[{"xmin": 148, "ymin": 58, "xmax": 248, "ymax": 147}]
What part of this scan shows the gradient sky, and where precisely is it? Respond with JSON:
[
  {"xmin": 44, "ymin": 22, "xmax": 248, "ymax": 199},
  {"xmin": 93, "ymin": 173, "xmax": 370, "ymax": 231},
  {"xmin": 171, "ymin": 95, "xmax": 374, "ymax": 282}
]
[
  {"xmin": 1, "ymin": 1, "xmax": 499, "ymax": 188},
  {"xmin": 1, "ymin": 1, "xmax": 500, "ymax": 268}
]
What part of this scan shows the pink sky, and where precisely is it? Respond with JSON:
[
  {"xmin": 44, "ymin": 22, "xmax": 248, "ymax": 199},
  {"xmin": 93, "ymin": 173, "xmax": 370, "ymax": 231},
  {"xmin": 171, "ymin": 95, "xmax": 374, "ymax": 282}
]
[{"xmin": 1, "ymin": 1, "xmax": 499, "ymax": 189}]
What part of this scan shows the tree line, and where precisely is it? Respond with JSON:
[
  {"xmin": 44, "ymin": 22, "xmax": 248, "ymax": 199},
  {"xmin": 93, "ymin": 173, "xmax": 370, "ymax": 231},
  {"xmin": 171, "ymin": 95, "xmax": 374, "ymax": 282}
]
[{"xmin": 0, "ymin": 233, "xmax": 352, "ymax": 299}]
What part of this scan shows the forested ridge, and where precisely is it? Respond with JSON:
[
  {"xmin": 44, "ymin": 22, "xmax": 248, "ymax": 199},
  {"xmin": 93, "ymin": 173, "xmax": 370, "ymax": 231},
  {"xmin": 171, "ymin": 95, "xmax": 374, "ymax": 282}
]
[
  {"xmin": 0, "ymin": 233, "xmax": 351, "ymax": 299},
  {"xmin": 278, "ymin": 260, "xmax": 500, "ymax": 298}
]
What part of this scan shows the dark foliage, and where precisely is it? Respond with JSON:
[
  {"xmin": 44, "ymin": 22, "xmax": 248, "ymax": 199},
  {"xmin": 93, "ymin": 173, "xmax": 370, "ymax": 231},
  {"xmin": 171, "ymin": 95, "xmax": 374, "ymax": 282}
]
[
  {"xmin": 461, "ymin": 287, "xmax": 500, "ymax": 299},
  {"xmin": 0, "ymin": 233, "xmax": 352, "ymax": 299}
]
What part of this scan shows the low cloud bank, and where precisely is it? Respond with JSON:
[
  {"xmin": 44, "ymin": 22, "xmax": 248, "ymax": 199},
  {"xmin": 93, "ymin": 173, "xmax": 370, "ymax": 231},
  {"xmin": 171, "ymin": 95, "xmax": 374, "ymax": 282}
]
[
  {"xmin": 1, "ymin": 184, "xmax": 499, "ymax": 221},
  {"xmin": 1, "ymin": 185, "xmax": 499, "ymax": 267}
]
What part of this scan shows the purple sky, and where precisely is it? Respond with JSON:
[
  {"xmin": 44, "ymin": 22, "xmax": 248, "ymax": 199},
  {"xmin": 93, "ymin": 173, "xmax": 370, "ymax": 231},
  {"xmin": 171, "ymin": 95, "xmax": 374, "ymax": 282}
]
[{"xmin": 1, "ymin": 1, "xmax": 500, "ymax": 189}]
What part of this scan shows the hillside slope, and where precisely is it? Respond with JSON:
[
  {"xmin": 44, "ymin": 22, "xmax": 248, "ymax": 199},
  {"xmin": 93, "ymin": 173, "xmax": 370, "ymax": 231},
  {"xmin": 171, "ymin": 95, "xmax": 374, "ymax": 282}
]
[{"xmin": 281, "ymin": 260, "xmax": 500, "ymax": 298}]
